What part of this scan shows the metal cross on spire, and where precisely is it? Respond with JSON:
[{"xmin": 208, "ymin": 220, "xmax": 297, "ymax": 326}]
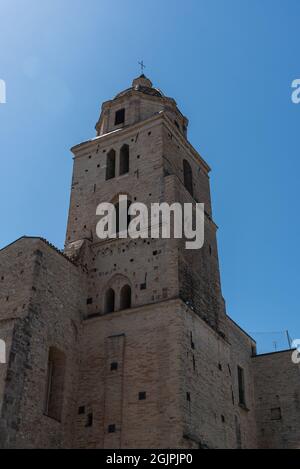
[{"xmin": 138, "ymin": 60, "xmax": 146, "ymax": 74}]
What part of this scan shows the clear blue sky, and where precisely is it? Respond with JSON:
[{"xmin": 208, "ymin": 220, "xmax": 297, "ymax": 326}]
[{"xmin": 0, "ymin": 0, "xmax": 299, "ymax": 352}]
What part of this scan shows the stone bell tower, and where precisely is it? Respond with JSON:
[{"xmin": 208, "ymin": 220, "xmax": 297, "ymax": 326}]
[
  {"xmin": 65, "ymin": 74, "xmax": 229, "ymax": 448},
  {"xmin": 1, "ymin": 73, "xmax": 299, "ymax": 450},
  {"xmin": 65, "ymin": 74, "xmax": 226, "ymax": 333}
]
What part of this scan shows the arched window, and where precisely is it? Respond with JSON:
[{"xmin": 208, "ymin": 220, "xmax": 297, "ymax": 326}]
[
  {"xmin": 44, "ymin": 347, "xmax": 66, "ymax": 421},
  {"xmin": 120, "ymin": 284, "xmax": 131, "ymax": 310},
  {"xmin": 115, "ymin": 108, "xmax": 125, "ymax": 125},
  {"xmin": 105, "ymin": 288, "xmax": 115, "ymax": 313},
  {"xmin": 113, "ymin": 200, "xmax": 131, "ymax": 235},
  {"xmin": 106, "ymin": 149, "xmax": 116, "ymax": 180},
  {"xmin": 183, "ymin": 159, "xmax": 193, "ymax": 197},
  {"xmin": 119, "ymin": 144, "xmax": 129, "ymax": 175}
]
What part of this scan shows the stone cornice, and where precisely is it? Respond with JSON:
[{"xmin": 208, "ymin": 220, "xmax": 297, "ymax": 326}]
[{"xmin": 70, "ymin": 111, "xmax": 210, "ymax": 174}]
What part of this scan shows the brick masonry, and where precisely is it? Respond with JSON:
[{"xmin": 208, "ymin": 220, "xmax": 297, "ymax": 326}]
[{"xmin": 0, "ymin": 75, "xmax": 299, "ymax": 448}]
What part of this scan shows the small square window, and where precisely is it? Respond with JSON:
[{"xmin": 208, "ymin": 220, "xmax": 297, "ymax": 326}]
[
  {"xmin": 115, "ymin": 109, "xmax": 125, "ymax": 125},
  {"xmin": 78, "ymin": 406, "xmax": 85, "ymax": 415},
  {"xmin": 86, "ymin": 298, "xmax": 93, "ymax": 305},
  {"xmin": 271, "ymin": 407, "xmax": 282, "ymax": 420},
  {"xmin": 110, "ymin": 362, "xmax": 118, "ymax": 371},
  {"xmin": 139, "ymin": 392, "xmax": 146, "ymax": 400},
  {"xmin": 108, "ymin": 424, "xmax": 116, "ymax": 433}
]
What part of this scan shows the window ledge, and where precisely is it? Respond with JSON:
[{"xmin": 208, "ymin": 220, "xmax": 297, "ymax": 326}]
[
  {"xmin": 105, "ymin": 172, "xmax": 129, "ymax": 182},
  {"xmin": 118, "ymin": 172, "xmax": 130, "ymax": 179},
  {"xmin": 238, "ymin": 403, "xmax": 250, "ymax": 412},
  {"xmin": 43, "ymin": 413, "xmax": 62, "ymax": 423}
]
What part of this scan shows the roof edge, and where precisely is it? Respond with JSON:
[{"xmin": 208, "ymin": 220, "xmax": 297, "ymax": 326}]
[
  {"xmin": 252, "ymin": 348, "xmax": 295, "ymax": 358},
  {"xmin": 227, "ymin": 315, "xmax": 256, "ymax": 343},
  {"xmin": 0, "ymin": 236, "xmax": 77, "ymax": 266}
]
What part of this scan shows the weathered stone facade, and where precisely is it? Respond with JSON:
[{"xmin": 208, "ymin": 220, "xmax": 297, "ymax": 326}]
[{"xmin": 0, "ymin": 75, "xmax": 299, "ymax": 448}]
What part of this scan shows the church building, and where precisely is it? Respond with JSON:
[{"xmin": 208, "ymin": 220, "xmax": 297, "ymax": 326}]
[{"xmin": 0, "ymin": 75, "xmax": 299, "ymax": 449}]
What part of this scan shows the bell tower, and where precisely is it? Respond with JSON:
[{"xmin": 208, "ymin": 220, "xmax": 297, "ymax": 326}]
[
  {"xmin": 65, "ymin": 75, "xmax": 228, "ymax": 448},
  {"xmin": 1, "ymin": 72, "xmax": 298, "ymax": 450},
  {"xmin": 65, "ymin": 74, "xmax": 226, "ymax": 333}
]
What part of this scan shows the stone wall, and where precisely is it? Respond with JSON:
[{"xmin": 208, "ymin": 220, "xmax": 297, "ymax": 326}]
[
  {"xmin": 252, "ymin": 349, "xmax": 300, "ymax": 448},
  {"xmin": 0, "ymin": 237, "xmax": 86, "ymax": 448},
  {"xmin": 0, "ymin": 236, "xmax": 37, "ymax": 443}
]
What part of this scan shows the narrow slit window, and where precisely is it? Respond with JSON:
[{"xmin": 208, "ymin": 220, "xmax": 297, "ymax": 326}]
[
  {"xmin": 106, "ymin": 149, "xmax": 116, "ymax": 180},
  {"xmin": 237, "ymin": 366, "xmax": 246, "ymax": 406},
  {"xmin": 183, "ymin": 159, "xmax": 193, "ymax": 197},
  {"xmin": 119, "ymin": 144, "xmax": 129, "ymax": 175}
]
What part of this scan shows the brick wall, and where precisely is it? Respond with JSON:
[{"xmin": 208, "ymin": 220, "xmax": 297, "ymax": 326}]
[
  {"xmin": 252, "ymin": 350, "xmax": 300, "ymax": 448},
  {"xmin": 74, "ymin": 299, "xmax": 183, "ymax": 448}
]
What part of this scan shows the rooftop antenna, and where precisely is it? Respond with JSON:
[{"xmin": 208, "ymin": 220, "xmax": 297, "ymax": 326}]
[
  {"xmin": 273, "ymin": 340, "xmax": 277, "ymax": 352},
  {"xmin": 138, "ymin": 60, "xmax": 146, "ymax": 75}
]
